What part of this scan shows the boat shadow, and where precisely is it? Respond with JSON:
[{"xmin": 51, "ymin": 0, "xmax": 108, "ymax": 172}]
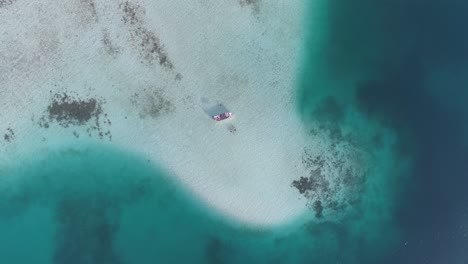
[{"xmin": 199, "ymin": 97, "xmax": 230, "ymax": 117}]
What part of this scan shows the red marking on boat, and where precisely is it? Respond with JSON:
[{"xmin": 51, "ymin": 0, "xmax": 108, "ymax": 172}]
[{"xmin": 212, "ymin": 112, "xmax": 233, "ymax": 121}]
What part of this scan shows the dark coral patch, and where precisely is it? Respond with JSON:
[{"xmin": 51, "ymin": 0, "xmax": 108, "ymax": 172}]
[
  {"xmin": 130, "ymin": 89, "xmax": 175, "ymax": 119},
  {"xmin": 120, "ymin": 1, "xmax": 142, "ymax": 25},
  {"xmin": 239, "ymin": 0, "xmax": 261, "ymax": 13},
  {"xmin": 37, "ymin": 92, "xmax": 112, "ymax": 140},
  {"xmin": 133, "ymin": 26, "xmax": 173, "ymax": 68},
  {"xmin": 101, "ymin": 30, "xmax": 121, "ymax": 56},
  {"xmin": 119, "ymin": 1, "xmax": 174, "ymax": 69},
  {"xmin": 3, "ymin": 128, "xmax": 15, "ymax": 142},
  {"xmin": 47, "ymin": 95, "xmax": 100, "ymax": 126}
]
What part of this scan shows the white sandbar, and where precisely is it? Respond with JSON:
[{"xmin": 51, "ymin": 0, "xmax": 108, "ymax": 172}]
[{"xmin": 0, "ymin": 0, "xmax": 319, "ymax": 226}]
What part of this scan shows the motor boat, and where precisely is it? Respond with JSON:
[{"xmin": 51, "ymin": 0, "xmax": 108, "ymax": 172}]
[{"xmin": 212, "ymin": 112, "xmax": 233, "ymax": 121}]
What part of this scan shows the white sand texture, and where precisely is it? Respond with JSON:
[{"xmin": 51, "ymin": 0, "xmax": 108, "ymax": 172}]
[{"xmin": 0, "ymin": 0, "xmax": 345, "ymax": 227}]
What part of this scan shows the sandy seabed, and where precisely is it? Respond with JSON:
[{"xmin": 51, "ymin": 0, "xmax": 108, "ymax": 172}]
[{"xmin": 0, "ymin": 0, "xmax": 363, "ymax": 227}]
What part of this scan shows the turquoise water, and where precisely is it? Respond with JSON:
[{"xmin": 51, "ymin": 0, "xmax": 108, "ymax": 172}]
[
  {"xmin": 7, "ymin": 0, "xmax": 468, "ymax": 263},
  {"xmin": 0, "ymin": 140, "xmax": 401, "ymax": 264},
  {"xmin": 0, "ymin": 2, "xmax": 409, "ymax": 264},
  {"xmin": 298, "ymin": 1, "xmax": 468, "ymax": 263}
]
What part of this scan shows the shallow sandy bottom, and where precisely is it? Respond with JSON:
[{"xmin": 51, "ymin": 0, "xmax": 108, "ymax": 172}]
[{"xmin": 0, "ymin": 0, "xmax": 365, "ymax": 226}]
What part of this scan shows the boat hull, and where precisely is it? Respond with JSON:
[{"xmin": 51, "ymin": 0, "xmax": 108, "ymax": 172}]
[{"xmin": 213, "ymin": 112, "xmax": 233, "ymax": 121}]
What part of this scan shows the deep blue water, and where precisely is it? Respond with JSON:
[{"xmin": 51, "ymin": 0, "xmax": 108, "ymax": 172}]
[
  {"xmin": 1, "ymin": 0, "xmax": 468, "ymax": 263},
  {"xmin": 305, "ymin": 0, "xmax": 468, "ymax": 262}
]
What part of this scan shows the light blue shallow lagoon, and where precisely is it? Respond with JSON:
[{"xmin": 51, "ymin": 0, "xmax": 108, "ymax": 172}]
[
  {"xmin": 2, "ymin": 0, "xmax": 468, "ymax": 263},
  {"xmin": 0, "ymin": 141, "xmax": 399, "ymax": 263}
]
